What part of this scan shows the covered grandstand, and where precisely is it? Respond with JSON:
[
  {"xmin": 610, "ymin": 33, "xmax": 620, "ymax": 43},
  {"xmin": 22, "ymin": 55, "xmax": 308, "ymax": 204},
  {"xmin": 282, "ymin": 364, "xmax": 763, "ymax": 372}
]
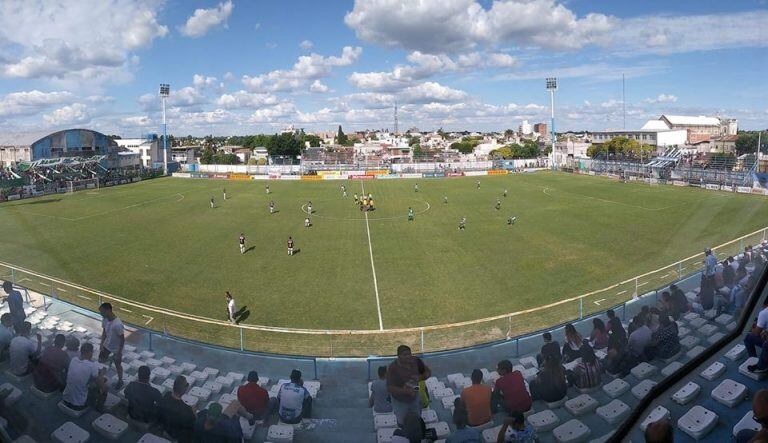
[{"xmin": 0, "ymin": 129, "xmax": 119, "ymax": 167}]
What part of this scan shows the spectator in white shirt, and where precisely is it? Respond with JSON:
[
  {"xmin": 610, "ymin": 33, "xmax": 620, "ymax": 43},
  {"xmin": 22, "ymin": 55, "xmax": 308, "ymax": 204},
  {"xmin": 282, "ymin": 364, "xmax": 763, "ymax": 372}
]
[
  {"xmin": 746, "ymin": 301, "xmax": 768, "ymax": 373},
  {"xmin": 63, "ymin": 342, "xmax": 107, "ymax": 411},
  {"xmin": 98, "ymin": 302, "xmax": 125, "ymax": 389},
  {"xmin": 277, "ymin": 369, "xmax": 312, "ymax": 424},
  {"xmin": 0, "ymin": 313, "xmax": 14, "ymax": 362},
  {"xmin": 9, "ymin": 321, "xmax": 41, "ymax": 376},
  {"xmin": 628, "ymin": 315, "xmax": 652, "ymax": 361}
]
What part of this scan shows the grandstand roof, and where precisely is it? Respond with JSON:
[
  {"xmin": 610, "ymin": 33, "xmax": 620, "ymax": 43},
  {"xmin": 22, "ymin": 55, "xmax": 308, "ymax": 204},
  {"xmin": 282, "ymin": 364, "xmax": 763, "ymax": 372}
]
[
  {"xmin": 661, "ymin": 115, "xmax": 721, "ymax": 126},
  {"xmin": 641, "ymin": 120, "xmax": 671, "ymax": 130}
]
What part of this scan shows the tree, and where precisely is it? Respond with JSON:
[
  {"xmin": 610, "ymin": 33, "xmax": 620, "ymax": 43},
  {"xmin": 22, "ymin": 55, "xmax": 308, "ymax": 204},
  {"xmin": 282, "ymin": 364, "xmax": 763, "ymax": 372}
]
[
  {"xmin": 736, "ymin": 132, "xmax": 768, "ymax": 156},
  {"xmin": 267, "ymin": 133, "xmax": 302, "ymax": 157},
  {"xmin": 200, "ymin": 147, "xmax": 214, "ymax": 164},
  {"xmin": 303, "ymin": 134, "xmax": 322, "ymax": 147},
  {"xmin": 412, "ymin": 143, "xmax": 422, "ymax": 158},
  {"xmin": 504, "ymin": 129, "xmax": 515, "ymax": 138},
  {"xmin": 490, "ymin": 146, "xmax": 513, "ymax": 159},
  {"xmin": 336, "ymin": 125, "xmax": 348, "ymax": 145}
]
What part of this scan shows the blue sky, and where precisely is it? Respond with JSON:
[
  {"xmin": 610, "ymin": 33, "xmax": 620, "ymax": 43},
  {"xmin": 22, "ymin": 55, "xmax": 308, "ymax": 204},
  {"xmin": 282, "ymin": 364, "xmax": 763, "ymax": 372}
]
[{"xmin": 0, "ymin": 0, "xmax": 766, "ymax": 136}]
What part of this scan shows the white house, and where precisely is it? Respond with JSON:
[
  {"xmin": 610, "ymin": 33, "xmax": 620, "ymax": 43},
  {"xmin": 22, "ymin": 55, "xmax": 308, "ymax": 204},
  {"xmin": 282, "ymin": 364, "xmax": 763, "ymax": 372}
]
[{"xmin": 116, "ymin": 137, "xmax": 162, "ymax": 168}]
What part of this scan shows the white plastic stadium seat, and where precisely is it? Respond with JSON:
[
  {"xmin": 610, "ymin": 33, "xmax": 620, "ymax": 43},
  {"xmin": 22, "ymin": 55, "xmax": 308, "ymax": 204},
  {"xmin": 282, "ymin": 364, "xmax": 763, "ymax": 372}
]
[
  {"xmin": 671, "ymin": 381, "xmax": 700, "ymax": 405},
  {"xmin": 377, "ymin": 427, "xmax": 395, "ymax": 443},
  {"xmin": 226, "ymin": 372, "xmax": 244, "ymax": 384},
  {"xmin": 683, "ymin": 312, "xmax": 700, "ymax": 322},
  {"xmin": 689, "ymin": 317, "xmax": 708, "ymax": 329},
  {"xmin": 179, "ymin": 362, "xmax": 196, "ymax": 373},
  {"xmin": 51, "ymin": 422, "xmax": 90, "ymax": 443},
  {"xmin": 189, "ymin": 371, "xmax": 208, "ymax": 384},
  {"xmin": 374, "ymin": 414, "xmax": 397, "ymax": 430},
  {"xmin": 640, "ymin": 406, "xmax": 670, "ymax": 432},
  {"xmin": 527, "ymin": 409, "xmax": 559, "ymax": 432},
  {"xmin": 700, "ymin": 361, "xmax": 727, "ymax": 381},
  {"xmin": 725, "ymin": 344, "xmax": 747, "ymax": 361},
  {"xmin": 739, "ymin": 358, "xmax": 767, "ymax": 381},
  {"xmin": 698, "ymin": 324, "xmax": 718, "ymax": 336},
  {"xmin": 202, "ymin": 381, "xmax": 222, "ymax": 394},
  {"xmin": 679, "ymin": 335, "xmax": 700, "ymax": 349},
  {"xmin": 92, "ymin": 414, "xmax": 128, "ymax": 440},
  {"xmin": 58, "ymin": 401, "xmax": 87, "ymax": 418},
  {"xmin": 733, "ymin": 410, "xmax": 761, "ymax": 438},
  {"xmin": 519, "ymin": 356, "xmax": 538, "ymax": 369},
  {"xmin": 215, "ymin": 376, "xmax": 234, "ymax": 389},
  {"xmin": 203, "ymin": 367, "xmax": 220, "ymax": 378},
  {"xmin": 446, "ymin": 373, "xmax": 463, "ymax": 386},
  {"xmin": 267, "ymin": 424, "xmax": 294, "ymax": 443},
  {"xmin": 552, "ymin": 419, "xmax": 591, "ymax": 443},
  {"xmin": 188, "ymin": 387, "xmax": 211, "ymax": 402},
  {"xmin": 160, "ymin": 356, "xmax": 175, "ymax": 366},
  {"xmin": 564, "ymin": 394, "xmax": 599, "ymax": 416},
  {"xmin": 685, "ymin": 345, "xmax": 706, "ymax": 359},
  {"xmin": 677, "ymin": 405, "xmax": 718, "ymax": 440},
  {"xmin": 595, "ymin": 399, "xmax": 630, "ymax": 425},
  {"xmin": 433, "ymin": 387, "xmax": 454, "ymax": 399},
  {"xmin": 661, "ymin": 361, "xmax": 683, "ymax": 377},
  {"xmin": 421, "ymin": 409, "xmax": 438, "ymax": 423},
  {"xmin": 482, "ymin": 426, "xmax": 510, "ymax": 443},
  {"xmin": 715, "ymin": 313, "xmax": 734, "ymax": 325},
  {"xmin": 440, "ymin": 395, "xmax": 459, "ymax": 410},
  {"xmin": 602, "ymin": 378, "xmax": 630, "ymax": 399},
  {"xmin": 631, "ymin": 380, "xmax": 657, "ymax": 400},
  {"xmin": 711, "ymin": 379, "xmax": 748, "ymax": 408},
  {"xmin": 677, "ymin": 326, "xmax": 691, "ymax": 337},
  {"xmin": 707, "ymin": 332, "xmax": 726, "ymax": 345},
  {"xmin": 630, "ymin": 362, "xmax": 657, "ymax": 380},
  {"xmin": 431, "ymin": 422, "xmax": 451, "ymax": 439}
]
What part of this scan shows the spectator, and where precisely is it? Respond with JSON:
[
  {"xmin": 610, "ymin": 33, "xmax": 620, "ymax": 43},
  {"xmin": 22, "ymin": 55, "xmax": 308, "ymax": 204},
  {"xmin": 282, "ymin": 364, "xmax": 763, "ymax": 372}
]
[
  {"xmin": 158, "ymin": 375, "xmax": 196, "ymax": 443},
  {"xmin": 33, "ymin": 334, "xmax": 69, "ymax": 393},
  {"xmin": 732, "ymin": 274, "xmax": 756, "ymax": 312},
  {"xmin": 605, "ymin": 333, "xmax": 633, "ymax": 378},
  {"xmin": 693, "ymin": 277, "xmax": 723, "ymax": 313},
  {"xmin": 567, "ymin": 345, "xmax": 603, "ymax": 390},
  {"xmin": 736, "ymin": 389, "xmax": 768, "ymax": 443},
  {"xmin": 65, "ymin": 336, "xmax": 80, "ymax": 361},
  {"xmin": 277, "ymin": 369, "xmax": 312, "ymax": 424},
  {"xmin": 9, "ymin": 321, "xmax": 41, "ymax": 376},
  {"xmin": 2, "ymin": 281, "xmax": 25, "ymax": 332},
  {"xmin": 590, "ymin": 318, "xmax": 609, "ymax": 349},
  {"xmin": 237, "ymin": 370, "xmax": 272, "ymax": 420},
  {"xmin": 62, "ymin": 343, "xmax": 107, "ymax": 411},
  {"xmin": 392, "ymin": 411, "xmax": 426, "ymax": 443},
  {"xmin": 369, "ymin": 366, "xmax": 393, "ymax": 414},
  {"xmin": 0, "ymin": 313, "xmax": 13, "ymax": 362},
  {"xmin": 645, "ymin": 417, "xmax": 674, "ymax": 443},
  {"xmin": 606, "ymin": 309, "xmax": 627, "ymax": 343},
  {"xmin": 746, "ymin": 301, "xmax": 768, "ymax": 374},
  {"xmin": 628, "ymin": 315, "xmax": 652, "ymax": 361},
  {"xmin": 225, "ymin": 292, "xmax": 236, "ymax": 324},
  {"xmin": 660, "ymin": 291, "xmax": 683, "ymax": 321},
  {"xmin": 648, "ymin": 312, "xmax": 680, "ymax": 360},
  {"xmin": 446, "ymin": 400, "xmax": 481, "ymax": 443},
  {"xmin": 193, "ymin": 402, "xmax": 243, "ymax": 443},
  {"xmin": 529, "ymin": 355, "xmax": 567, "ymax": 402},
  {"xmin": 561, "ymin": 324, "xmax": 583, "ymax": 363},
  {"xmin": 496, "ymin": 411, "xmax": 535, "ymax": 443},
  {"xmin": 98, "ymin": 302, "xmax": 125, "ymax": 389},
  {"xmin": 536, "ymin": 332, "xmax": 560, "ymax": 365},
  {"xmin": 460, "ymin": 369, "xmax": 492, "ymax": 427},
  {"xmin": 722, "ymin": 258, "xmax": 736, "ymax": 288},
  {"xmin": 492, "ymin": 360, "xmax": 531, "ymax": 414},
  {"xmin": 703, "ymin": 248, "xmax": 717, "ymax": 281},
  {"xmin": 387, "ymin": 345, "xmax": 431, "ymax": 426},
  {"xmin": 669, "ymin": 284, "xmax": 689, "ymax": 316},
  {"xmin": 125, "ymin": 365, "xmax": 162, "ymax": 424}
]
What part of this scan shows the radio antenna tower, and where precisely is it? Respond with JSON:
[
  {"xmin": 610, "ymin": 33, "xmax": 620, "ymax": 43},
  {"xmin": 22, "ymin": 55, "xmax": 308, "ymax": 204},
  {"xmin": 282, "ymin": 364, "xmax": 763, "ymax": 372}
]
[{"xmin": 394, "ymin": 100, "xmax": 399, "ymax": 135}]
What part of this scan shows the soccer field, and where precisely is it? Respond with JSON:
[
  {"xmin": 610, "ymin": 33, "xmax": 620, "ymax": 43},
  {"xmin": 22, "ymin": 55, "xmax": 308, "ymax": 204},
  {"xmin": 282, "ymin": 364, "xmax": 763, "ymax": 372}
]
[{"xmin": 1, "ymin": 172, "xmax": 767, "ymax": 335}]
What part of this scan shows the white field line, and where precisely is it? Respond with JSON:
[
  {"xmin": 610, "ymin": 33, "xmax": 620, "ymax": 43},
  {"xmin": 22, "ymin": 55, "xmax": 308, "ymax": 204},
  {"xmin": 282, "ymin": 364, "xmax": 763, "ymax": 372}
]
[
  {"xmin": 637, "ymin": 281, "xmax": 649, "ymax": 287},
  {"xmin": 361, "ymin": 181, "xmax": 384, "ymax": 331}
]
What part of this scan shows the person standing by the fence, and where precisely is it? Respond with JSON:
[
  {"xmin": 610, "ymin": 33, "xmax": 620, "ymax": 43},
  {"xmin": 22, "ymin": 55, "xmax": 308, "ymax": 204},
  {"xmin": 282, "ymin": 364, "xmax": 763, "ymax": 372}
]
[
  {"xmin": 226, "ymin": 292, "xmax": 236, "ymax": 323},
  {"xmin": 98, "ymin": 303, "xmax": 125, "ymax": 390},
  {"xmin": 2, "ymin": 281, "xmax": 25, "ymax": 332}
]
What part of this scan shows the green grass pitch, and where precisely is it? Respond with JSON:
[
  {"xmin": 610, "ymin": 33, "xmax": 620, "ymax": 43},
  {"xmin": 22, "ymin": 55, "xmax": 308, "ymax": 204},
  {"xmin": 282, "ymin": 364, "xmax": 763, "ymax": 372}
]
[{"xmin": 1, "ymin": 172, "xmax": 767, "ymax": 331}]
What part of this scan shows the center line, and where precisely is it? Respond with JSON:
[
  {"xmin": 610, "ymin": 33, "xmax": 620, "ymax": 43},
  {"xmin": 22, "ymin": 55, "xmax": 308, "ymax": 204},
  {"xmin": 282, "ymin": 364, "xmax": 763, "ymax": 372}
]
[{"xmin": 361, "ymin": 181, "xmax": 384, "ymax": 330}]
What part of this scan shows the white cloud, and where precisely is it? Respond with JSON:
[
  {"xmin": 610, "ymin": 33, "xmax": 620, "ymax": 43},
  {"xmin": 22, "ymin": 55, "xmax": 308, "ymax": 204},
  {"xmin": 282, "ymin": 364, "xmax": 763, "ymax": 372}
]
[
  {"xmin": 401, "ymin": 82, "xmax": 467, "ymax": 103},
  {"xmin": 121, "ymin": 115, "xmax": 153, "ymax": 127},
  {"xmin": 242, "ymin": 46, "xmax": 362, "ymax": 92},
  {"xmin": 337, "ymin": 93, "xmax": 396, "ymax": 109},
  {"xmin": 223, "ymin": 72, "xmax": 235, "ymax": 81},
  {"xmin": 216, "ymin": 91, "xmax": 279, "ymax": 108},
  {"xmin": 300, "ymin": 40, "xmax": 314, "ymax": 50},
  {"xmin": 43, "ymin": 103, "xmax": 89, "ymax": 125},
  {"xmin": 0, "ymin": 0, "xmax": 167, "ymax": 81},
  {"xmin": 138, "ymin": 85, "xmax": 209, "ymax": 111},
  {"xmin": 0, "ymin": 90, "xmax": 75, "ymax": 117},
  {"xmin": 193, "ymin": 74, "xmax": 218, "ymax": 89},
  {"xmin": 180, "ymin": 109, "xmax": 234, "ymax": 125},
  {"xmin": 248, "ymin": 102, "xmax": 297, "ymax": 123},
  {"xmin": 309, "ymin": 80, "xmax": 330, "ymax": 93},
  {"xmin": 179, "ymin": 0, "xmax": 234, "ymax": 38},
  {"xmin": 643, "ymin": 94, "xmax": 678, "ymax": 104}
]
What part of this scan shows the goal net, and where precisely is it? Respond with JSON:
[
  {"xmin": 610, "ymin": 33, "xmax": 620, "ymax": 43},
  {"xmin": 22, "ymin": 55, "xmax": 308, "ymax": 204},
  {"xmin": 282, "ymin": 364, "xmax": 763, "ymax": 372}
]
[{"xmin": 66, "ymin": 178, "xmax": 100, "ymax": 194}]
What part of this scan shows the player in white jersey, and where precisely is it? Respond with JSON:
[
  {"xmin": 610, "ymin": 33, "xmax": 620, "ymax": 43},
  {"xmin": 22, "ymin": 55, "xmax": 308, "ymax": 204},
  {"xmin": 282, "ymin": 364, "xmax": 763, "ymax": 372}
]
[
  {"xmin": 307, "ymin": 201, "xmax": 313, "ymax": 214},
  {"xmin": 414, "ymin": 183, "xmax": 419, "ymax": 193},
  {"xmin": 503, "ymin": 189, "xmax": 508, "ymax": 197},
  {"xmin": 223, "ymin": 188, "xmax": 227, "ymax": 200},
  {"xmin": 266, "ymin": 184, "xmax": 270, "ymax": 194},
  {"xmin": 210, "ymin": 197, "xmax": 215, "ymax": 208},
  {"xmin": 304, "ymin": 217, "xmax": 311, "ymax": 227},
  {"xmin": 239, "ymin": 234, "xmax": 246, "ymax": 254},
  {"xmin": 507, "ymin": 216, "xmax": 517, "ymax": 225},
  {"xmin": 287, "ymin": 236, "xmax": 294, "ymax": 255},
  {"xmin": 269, "ymin": 201, "xmax": 275, "ymax": 214},
  {"xmin": 459, "ymin": 217, "xmax": 466, "ymax": 230}
]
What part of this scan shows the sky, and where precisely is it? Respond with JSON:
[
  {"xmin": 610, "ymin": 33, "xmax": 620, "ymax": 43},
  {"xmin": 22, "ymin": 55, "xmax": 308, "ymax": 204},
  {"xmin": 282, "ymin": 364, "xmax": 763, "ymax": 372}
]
[{"xmin": 0, "ymin": 0, "xmax": 766, "ymax": 137}]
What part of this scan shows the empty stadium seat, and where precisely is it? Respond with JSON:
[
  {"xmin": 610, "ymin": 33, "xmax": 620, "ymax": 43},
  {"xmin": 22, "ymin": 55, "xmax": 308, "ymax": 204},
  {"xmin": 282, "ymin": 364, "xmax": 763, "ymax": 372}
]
[
  {"xmin": 268, "ymin": 424, "xmax": 295, "ymax": 443},
  {"xmin": 91, "ymin": 414, "xmax": 128, "ymax": 440},
  {"xmin": 677, "ymin": 405, "xmax": 718, "ymax": 440},
  {"xmin": 3, "ymin": 370, "xmax": 30, "ymax": 383},
  {"xmin": 725, "ymin": 344, "xmax": 747, "ymax": 361},
  {"xmin": 374, "ymin": 413, "xmax": 396, "ymax": 430},
  {"xmin": 51, "ymin": 422, "xmax": 89, "ymax": 443},
  {"xmin": 706, "ymin": 332, "xmax": 726, "ymax": 345},
  {"xmin": 482, "ymin": 425, "xmax": 510, "ymax": 443},
  {"xmin": 602, "ymin": 378, "xmax": 630, "ymax": 399},
  {"xmin": 711, "ymin": 379, "xmax": 748, "ymax": 407},
  {"xmin": 680, "ymin": 335, "xmax": 700, "ymax": 349},
  {"xmin": 671, "ymin": 381, "xmax": 700, "ymax": 405},
  {"xmin": 528, "ymin": 409, "xmax": 559, "ymax": 432},
  {"xmin": 700, "ymin": 361, "xmax": 726, "ymax": 381},
  {"xmin": 545, "ymin": 396, "xmax": 568, "ymax": 409},
  {"xmin": 715, "ymin": 313, "xmax": 734, "ymax": 325},
  {"xmin": 698, "ymin": 324, "xmax": 718, "ymax": 336},
  {"xmin": 564, "ymin": 394, "xmax": 599, "ymax": 416},
  {"xmin": 595, "ymin": 399, "xmax": 630, "ymax": 425},
  {"xmin": 431, "ymin": 422, "xmax": 451, "ymax": 439},
  {"xmin": 377, "ymin": 427, "xmax": 395, "ymax": 443},
  {"xmin": 630, "ymin": 362, "xmax": 657, "ymax": 380},
  {"xmin": 640, "ymin": 406, "xmax": 670, "ymax": 432},
  {"xmin": 631, "ymin": 380, "xmax": 657, "ymax": 400},
  {"xmin": 689, "ymin": 317, "xmax": 708, "ymax": 329},
  {"xmin": 685, "ymin": 345, "xmax": 706, "ymax": 359},
  {"xmin": 552, "ymin": 419, "xmax": 591, "ymax": 443},
  {"xmin": 0, "ymin": 383, "xmax": 21, "ymax": 406},
  {"xmin": 661, "ymin": 361, "xmax": 683, "ymax": 377},
  {"xmin": 136, "ymin": 433, "xmax": 171, "ymax": 443},
  {"xmin": 421, "ymin": 409, "xmax": 438, "ymax": 424}
]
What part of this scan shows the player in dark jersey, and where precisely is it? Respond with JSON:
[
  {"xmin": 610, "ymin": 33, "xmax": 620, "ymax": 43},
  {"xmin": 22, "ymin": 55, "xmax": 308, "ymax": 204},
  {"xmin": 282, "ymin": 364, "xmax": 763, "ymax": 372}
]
[
  {"xmin": 287, "ymin": 236, "xmax": 294, "ymax": 256},
  {"xmin": 239, "ymin": 234, "xmax": 246, "ymax": 254},
  {"xmin": 495, "ymin": 199, "xmax": 501, "ymax": 210},
  {"xmin": 408, "ymin": 207, "xmax": 414, "ymax": 221},
  {"xmin": 503, "ymin": 189, "xmax": 508, "ymax": 197},
  {"xmin": 265, "ymin": 184, "xmax": 270, "ymax": 194},
  {"xmin": 507, "ymin": 216, "xmax": 517, "ymax": 225},
  {"xmin": 414, "ymin": 183, "xmax": 419, "ymax": 193},
  {"xmin": 459, "ymin": 217, "xmax": 466, "ymax": 230}
]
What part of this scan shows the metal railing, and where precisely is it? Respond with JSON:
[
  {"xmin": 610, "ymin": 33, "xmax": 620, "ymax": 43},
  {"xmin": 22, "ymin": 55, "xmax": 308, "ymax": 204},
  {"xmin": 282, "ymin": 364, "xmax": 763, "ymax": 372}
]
[{"xmin": 1, "ymin": 227, "xmax": 766, "ymax": 358}]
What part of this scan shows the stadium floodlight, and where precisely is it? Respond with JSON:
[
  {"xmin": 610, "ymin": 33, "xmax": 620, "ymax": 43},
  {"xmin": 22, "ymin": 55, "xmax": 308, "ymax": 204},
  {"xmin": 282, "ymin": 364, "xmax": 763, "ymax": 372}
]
[
  {"xmin": 159, "ymin": 84, "xmax": 170, "ymax": 175},
  {"xmin": 546, "ymin": 77, "xmax": 557, "ymax": 169}
]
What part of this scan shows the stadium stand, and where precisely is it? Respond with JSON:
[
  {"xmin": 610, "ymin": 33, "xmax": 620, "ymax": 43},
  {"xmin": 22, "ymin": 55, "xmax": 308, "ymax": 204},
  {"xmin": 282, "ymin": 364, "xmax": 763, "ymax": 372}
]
[{"xmin": 0, "ymin": 243, "xmax": 766, "ymax": 441}]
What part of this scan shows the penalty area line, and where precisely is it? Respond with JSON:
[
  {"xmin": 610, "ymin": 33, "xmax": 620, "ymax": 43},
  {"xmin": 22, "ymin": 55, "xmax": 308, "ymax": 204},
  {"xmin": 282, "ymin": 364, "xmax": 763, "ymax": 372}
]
[{"xmin": 361, "ymin": 181, "xmax": 384, "ymax": 331}]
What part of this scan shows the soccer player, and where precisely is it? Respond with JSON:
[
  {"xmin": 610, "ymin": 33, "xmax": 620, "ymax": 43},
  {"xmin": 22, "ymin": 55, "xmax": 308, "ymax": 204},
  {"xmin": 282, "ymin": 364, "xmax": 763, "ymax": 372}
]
[
  {"xmin": 239, "ymin": 233, "xmax": 246, "ymax": 254},
  {"xmin": 503, "ymin": 189, "xmax": 508, "ymax": 197},
  {"xmin": 304, "ymin": 217, "xmax": 311, "ymax": 228},
  {"xmin": 507, "ymin": 216, "xmax": 517, "ymax": 225},
  {"xmin": 414, "ymin": 183, "xmax": 419, "ymax": 193},
  {"xmin": 307, "ymin": 201, "xmax": 313, "ymax": 214},
  {"xmin": 225, "ymin": 292, "xmax": 236, "ymax": 323},
  {"xmin": 354, "ymin": 194, "xmax": 359, "ymax": 204},
  {"xmin": 459, "ymin": 217, "xmax": 466, "ymax": 230},
  {"xmin": 444, "ymin": 196, "xmax": 448, "ymax": 204},
  {"xmin": 266, "ymin": 184, "xmax": 270, "ymax": 194},
  {"xmin": 269, "ymin": 201, "xmax": 275, "ymax": 214},
  {"xmin": 476, "ymin": 180, "xmax": 481, "ymax": 189},
  {"xmin": 287, "ymin": 236, "xmax": 294, "ymax": 256},
  {"xmin": 495, "ymin": 199, "xmax": 501, "ymax": 210},
  {"xmin": 408, "ymin": 207, "xmax": 414, "ymax": 221},
  {"xmin": 343, "ymin": 189, "xmax": 348, "ymax": 198},
  {"xmin": 210, "ymin": 197, "xmax": 215, "ymax": 208},
  {"xmin": 368, "ymin": 193, "xmax": 372, "ymax": 200},
  {"xmin": 223, "ymin": 188, "xmax": 227, "ymax": 200}
]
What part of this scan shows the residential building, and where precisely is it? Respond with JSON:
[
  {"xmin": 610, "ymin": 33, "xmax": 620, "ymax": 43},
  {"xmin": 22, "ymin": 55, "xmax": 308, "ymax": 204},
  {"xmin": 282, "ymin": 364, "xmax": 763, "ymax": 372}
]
[
  {"xmin": 641, "ymin": 115, "xmax": 738, "ymax": 144},
  {"xmin": 533, "ymin": 123, "xmax": 548, "ymax": 138},
  {"xmin": 519, "ymin": 120, "xmax": 533, "ymax": 135},
  {"xmin": 554, "ymin": 138, "xmax": 590, "ymax": 165},
  {"xmin": 170, "ymin": 146, "xmax": 197, "ymax": 164},
  {"xmin": 116, "ymin": 135, "xmax": 162, "ymax": 168},
  {"xmin": 591, "ymin": 129, "xmax": 687, "ymax": 148}
]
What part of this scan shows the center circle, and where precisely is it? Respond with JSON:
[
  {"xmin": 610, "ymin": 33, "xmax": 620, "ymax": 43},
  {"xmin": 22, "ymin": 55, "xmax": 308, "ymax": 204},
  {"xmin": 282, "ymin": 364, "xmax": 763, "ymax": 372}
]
[{"xmin": 300, "ymin": 197, "xmax": 431, "ymax": 221}]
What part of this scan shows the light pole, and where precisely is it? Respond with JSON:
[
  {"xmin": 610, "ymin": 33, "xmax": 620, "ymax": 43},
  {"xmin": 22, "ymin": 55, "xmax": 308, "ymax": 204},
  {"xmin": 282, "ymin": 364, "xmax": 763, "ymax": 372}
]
[
  {"xmin": 546, "ymin": 77, "xmax": 557, "ymax": 170},
  {"xmin": 159, "ymin": 83, "xmax": 170, "ymax": 175}
]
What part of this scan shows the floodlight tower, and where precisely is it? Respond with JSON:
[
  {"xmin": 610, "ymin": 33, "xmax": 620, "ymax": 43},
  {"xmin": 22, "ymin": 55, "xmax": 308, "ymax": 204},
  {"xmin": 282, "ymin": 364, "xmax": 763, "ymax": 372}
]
[
  {"xmin": 546, "ymin": 77, "xmax": 557, "ymax": 169},
  {"xmin": 159, "ymin": 83, "xmax": 170, "ymax": 175}
]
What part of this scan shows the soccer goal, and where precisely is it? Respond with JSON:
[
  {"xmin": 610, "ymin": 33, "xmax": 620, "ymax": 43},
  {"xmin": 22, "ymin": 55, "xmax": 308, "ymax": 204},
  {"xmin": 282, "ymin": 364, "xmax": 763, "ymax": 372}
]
[{"xmin": 66, "ymin": 178, "xmax": 100, "ymax": 194}]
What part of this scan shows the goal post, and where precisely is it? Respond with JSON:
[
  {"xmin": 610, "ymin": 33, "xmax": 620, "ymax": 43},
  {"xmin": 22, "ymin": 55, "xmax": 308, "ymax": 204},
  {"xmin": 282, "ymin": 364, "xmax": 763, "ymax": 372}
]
[{"xmin": 66, "ymin": 178, "xmax": 100, "ymax": 194}]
